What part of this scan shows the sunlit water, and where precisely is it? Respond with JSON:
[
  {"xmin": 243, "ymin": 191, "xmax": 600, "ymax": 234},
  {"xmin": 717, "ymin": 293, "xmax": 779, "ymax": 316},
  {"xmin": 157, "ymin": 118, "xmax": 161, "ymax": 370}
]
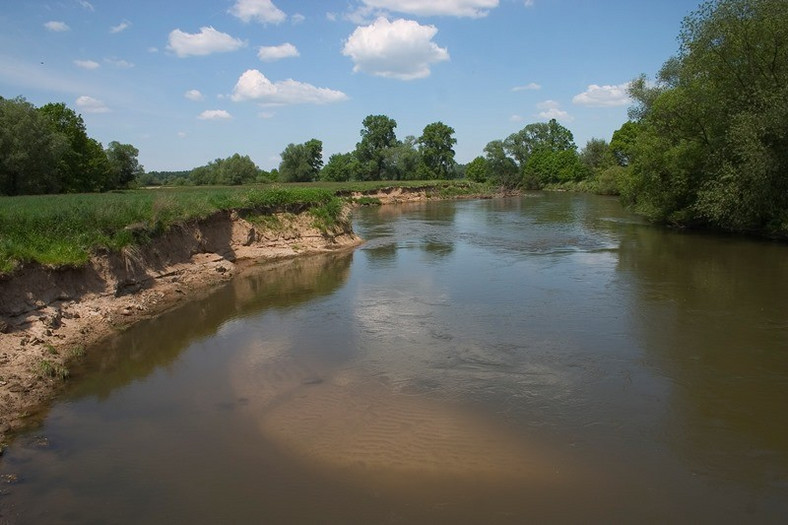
[{"xmin": 1, "ymin": 193, "xmax": 787, "ymax": 523}]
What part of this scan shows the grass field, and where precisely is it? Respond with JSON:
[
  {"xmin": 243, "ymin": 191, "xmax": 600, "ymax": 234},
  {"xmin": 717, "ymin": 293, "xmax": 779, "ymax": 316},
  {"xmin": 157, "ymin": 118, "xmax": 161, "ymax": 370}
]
[{"xmin": 0, "ymin": 180, "xmax": 487, "ymax": 275}]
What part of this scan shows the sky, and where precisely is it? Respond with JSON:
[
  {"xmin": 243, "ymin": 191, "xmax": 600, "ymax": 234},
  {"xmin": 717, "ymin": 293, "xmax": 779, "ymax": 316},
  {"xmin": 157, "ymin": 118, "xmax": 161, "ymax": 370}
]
[{"xmin": 0, "ymin": 0, "xmax": 699, "ymax": 172}]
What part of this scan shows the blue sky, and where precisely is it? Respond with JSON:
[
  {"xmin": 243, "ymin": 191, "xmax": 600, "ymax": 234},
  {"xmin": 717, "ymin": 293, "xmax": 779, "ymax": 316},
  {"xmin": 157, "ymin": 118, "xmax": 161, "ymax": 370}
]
[{"xmin": 1, "ymin": 0, "xmax": 697, "ymax": 172}]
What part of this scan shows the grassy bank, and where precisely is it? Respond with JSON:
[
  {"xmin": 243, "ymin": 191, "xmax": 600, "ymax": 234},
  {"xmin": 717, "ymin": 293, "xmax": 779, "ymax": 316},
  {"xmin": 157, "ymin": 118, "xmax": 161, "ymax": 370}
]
[{"xmin": 0, "ymin": 180, "xmax": 488, "ymax": 275}]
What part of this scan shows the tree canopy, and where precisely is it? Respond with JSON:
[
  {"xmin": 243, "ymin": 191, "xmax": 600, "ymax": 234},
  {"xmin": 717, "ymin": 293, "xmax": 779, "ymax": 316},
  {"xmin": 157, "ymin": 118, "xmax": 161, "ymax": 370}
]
[
  {"xmin": 279, "ymin": 139, "xmax": 323, "ymax": 182},
  {"xmin": 418, "ymin": 122, "xmax": 457, "ymax": 179},
  {"xmin": 624, "ymin": 0, "xmax": 788, "ymax": 234},
  {"xmin": 0, "ymin": 96, "xmax": 142, "ymax": 195}
]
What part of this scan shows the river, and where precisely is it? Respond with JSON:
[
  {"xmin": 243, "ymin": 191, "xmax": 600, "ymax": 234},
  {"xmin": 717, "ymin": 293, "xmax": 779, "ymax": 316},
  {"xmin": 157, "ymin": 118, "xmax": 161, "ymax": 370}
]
[{"xmin": 1, "ymin": 193, "xmax": 786, "ymax": 523}]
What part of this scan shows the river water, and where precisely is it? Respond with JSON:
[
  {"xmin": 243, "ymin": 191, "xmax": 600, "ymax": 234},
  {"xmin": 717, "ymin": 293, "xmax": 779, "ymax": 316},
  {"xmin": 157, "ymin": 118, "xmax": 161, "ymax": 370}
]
[{"xmin": 1, "ymin": 193, "xmax": 787, "ymax": 523}]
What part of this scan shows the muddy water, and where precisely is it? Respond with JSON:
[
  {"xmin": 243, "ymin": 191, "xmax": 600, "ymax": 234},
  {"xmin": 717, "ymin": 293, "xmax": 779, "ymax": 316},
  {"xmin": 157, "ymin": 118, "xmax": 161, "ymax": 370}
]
[{"xmin": 2, "ymin": 193, "xmax": 788, "ymax": 523}]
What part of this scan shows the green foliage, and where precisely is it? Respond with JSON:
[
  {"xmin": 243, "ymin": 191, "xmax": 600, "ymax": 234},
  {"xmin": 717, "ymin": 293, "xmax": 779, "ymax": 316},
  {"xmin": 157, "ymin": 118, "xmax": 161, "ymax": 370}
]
[
  {"xmin": 626, "ymin": 0, "xmax": 788, "ymax": 235},
  {"xmin": 417, "ymin": 122, "xmax": 457, "ymax": 179},
  {"xmin": 610, "ymin": 121, "xmax": 641, "ymax": 167},
  {"xmin": 187, "ymin": 154, "xmax": 262, "ymax": 186},
  {"xmin": 320, "ymin": 152, "xmax": 361, "ymax": 182},
  {"xmin": 465, "ymin": 156, "xmax": 490, "ymax": 183},
  {"xmin": 0, "ymin": 97, "xmax": 68, "ymax": 195},
  {"xmin": 37, "ymin": 359, "xmax": 69, "ymax": 380},
  {"xmin": 524, "ymin": 149, "xmax": 589, "ymax": 187},
  {"xmin": 580, "ymin": 138, "xmax": 616, "ymax": 171},
  {"xmin": 483, "ymin": 140, "xmax": 519, "ymax": 188},
  {"xmin": 355, "ymin": 114, "xmax": 399, "ymax": 180},
  {"xmin": 105, "ymin": 141, "xmax": 143, "ymax": 190},
  {"xmin": 279, "ymin": 140, "xmax": 323, "ymax": 182}
]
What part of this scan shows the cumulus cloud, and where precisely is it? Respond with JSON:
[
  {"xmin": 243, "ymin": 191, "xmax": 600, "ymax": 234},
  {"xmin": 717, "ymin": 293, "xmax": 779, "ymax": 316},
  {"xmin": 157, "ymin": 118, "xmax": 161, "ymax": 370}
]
[
  {"xmin": 231, "ymin": 69, "xmax": 348, "ymax": 105},
  {"xmin": 229, "ymin": 0, "xmax": 286, "ymax": 24},
  {"xmin": 536, "ymin": 100, "xmax": 573, "ymax": 122},
  {"xmin": 198, "ymin": 109, "xmax": 232, "ymax": 120},
  {"xmin": 572, "ymin": 83, "xmax": 631, "ymax": 107},
  {"xmin": 361, "ymin": 0, "xmax": 498, "ymax": 17},
  {"xmin": 512, "ymin": 82, "xmax": 541, "ymax": 92},
  {"xmin": 44, "ymin": 21, "xmax": 70, "ymax": 32},
  {"xmin": 342, "ymin": 17, "xmax": 449, "ymax": 80},
  {"xmin": 257, "ymin": 43, "xmax": 299, "ymax": 62},
  {"xmin": 185, "ymin": 89, "xmax": 204, "ymax": 101},
  {"xmin": 76, "ymin": 95, "xmax": 109, "ymax": 113},
  {"xmin": 167, "ymin": 26, "xmax": 246, "ymax": 57},
  {"xmin": 74, "ymin": 59, "xmax": 100, "ymax": 70},
  {"xmin": 110, "ymin": 21, "xmax": 130, "ymax": 34}
]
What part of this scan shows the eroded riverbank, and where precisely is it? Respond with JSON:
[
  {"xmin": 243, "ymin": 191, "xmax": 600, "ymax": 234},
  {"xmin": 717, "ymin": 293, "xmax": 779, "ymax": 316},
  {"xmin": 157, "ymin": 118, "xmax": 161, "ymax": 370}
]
[{"xmin": 0, "ymin": 206, "xmax": 360, "ymax": 443}]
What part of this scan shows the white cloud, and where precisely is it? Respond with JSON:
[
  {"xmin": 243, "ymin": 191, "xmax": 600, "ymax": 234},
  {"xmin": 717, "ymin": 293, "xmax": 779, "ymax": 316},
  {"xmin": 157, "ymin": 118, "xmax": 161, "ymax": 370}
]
[
  {"xmin": 326, "ymin": 12, "xmax": 338, "ymax": 22},
  {"xmin": 76, "ymin": 95, "xmax": 109, "ymax": 113},
  {"xmin": 572, "ymin": 83, "xmax": 631, "ymax": 107},
  {"xmin": 185, "ymin": 89, "xmax": 204, "ymax": 101},
  {"xmin": 148, "ymin": 47, "xmax": 159, "ymax": 53},
  {"xmin": 291, "ymin": 13, "xmax": 305, "ymax": 24},
  {"xmin": 257, "ymin": 43, "xmax": 299, "ymax": 62},
  {"xmin": 231, "ymin": 69, "xmax": 348, "ymax": 105},
  {"xmin": 78, "ymin": 1, "xmax": 94, "ymax": 11},
  {"xmin": 167, "ymin": 27, "xmax": 246, "ymax": 58},
  {"xmin": 177, "ymin": 131, "xmax": 187, "ymax": 138},
  {"xmin": 344, "ymin": 5, "xmax": 377, "ymax": 24},
  {"xmin": 198, "ymin": 109, "xmax": 232, "ymax": 120},
  {"xmin": 74, "ymin": 59, "xmax": 100, "ymax": 70},
  {"xmin": 536, "ymin": 100, "xmax": 573, "ymax": 122},
  {"xmin": 229, "ymin": 0, "xmax": 286, "ymax": 24},
  {"xmin": 44, "ymin": 21, "xmax": 70, "ymax": 32},
  {"xmin": 258, "ymin": 111, "xmax": 275, "ymax": 119},
  {"xmin": 524, "ymin": 0, "xmax": 534, "ymax": 6},
  {"xmin": 361, "ymin": 0, "xmax": 498, "ymax": 17},
  {"xmin": 509, "ymin": 114, "xmax": 523, "ymax": 122},
  {"xmin": 110, "ymin": 21, "xmax": 130, "ymax": 34},
  {"xmin": 512, "ymin": 82, "xmax": 540, "ymax": 92},
  {"xmin": 105, "ymin": 58, "xmax": 134, "ymax": 68},
  {"xmin": 342, "ymin": 17, "xmax": 449, "ymax": 80}
]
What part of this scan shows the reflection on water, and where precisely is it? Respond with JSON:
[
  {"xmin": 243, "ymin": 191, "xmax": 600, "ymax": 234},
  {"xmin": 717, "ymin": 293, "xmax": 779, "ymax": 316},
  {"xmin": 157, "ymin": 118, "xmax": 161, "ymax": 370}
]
[{"xmin": 1, "ymin": 193, "xmax": 787, "ymax": 523}]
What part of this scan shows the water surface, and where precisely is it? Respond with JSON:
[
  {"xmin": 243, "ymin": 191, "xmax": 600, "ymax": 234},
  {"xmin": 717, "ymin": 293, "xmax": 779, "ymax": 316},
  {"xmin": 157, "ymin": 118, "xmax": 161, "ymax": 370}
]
[{"xmin": 1, "ymin": 193, "xmax": 787, "ymax": 523}]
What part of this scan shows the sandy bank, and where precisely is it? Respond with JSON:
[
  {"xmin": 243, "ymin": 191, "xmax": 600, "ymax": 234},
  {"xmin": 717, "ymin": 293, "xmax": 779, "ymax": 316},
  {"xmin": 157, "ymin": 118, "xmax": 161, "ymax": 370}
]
[{"xmin": 0, "ymin": 206, "xmax": 360, "ymax": 443}]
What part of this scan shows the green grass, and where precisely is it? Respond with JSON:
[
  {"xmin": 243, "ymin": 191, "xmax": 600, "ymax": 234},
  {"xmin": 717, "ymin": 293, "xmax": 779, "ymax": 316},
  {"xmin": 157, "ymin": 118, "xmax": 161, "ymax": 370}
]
[{"xmin": 0, "ymin": 181, "xmax": 493, "ymax": 274}]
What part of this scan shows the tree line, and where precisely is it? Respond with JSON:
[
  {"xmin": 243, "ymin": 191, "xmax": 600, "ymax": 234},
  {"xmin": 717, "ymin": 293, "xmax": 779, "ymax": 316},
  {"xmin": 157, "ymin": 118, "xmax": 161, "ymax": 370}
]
[{"xmin": 0, "ymin": 97, "xmax": 142, "ymax": 196}]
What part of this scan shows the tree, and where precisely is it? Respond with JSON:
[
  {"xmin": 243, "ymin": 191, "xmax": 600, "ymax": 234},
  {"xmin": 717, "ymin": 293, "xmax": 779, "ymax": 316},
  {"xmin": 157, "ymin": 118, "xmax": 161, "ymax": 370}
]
[
  {"xmin": 106, "ymin": 141, "xmax": 143, "ymax": 189},
  {"xmin": 0, "ymin": 97, "xmax": 68, "ymax": 195},
  {"xmin": 279, "ymin": 139, "xmax": 323, "ymax": 182},
  {"xmin": 385, "ymin": 136, "xmax": 422, "ymax": 180},
  {"xmin": 465, "ymin": 156, "xmax": 490, "ymax": 183},
  {"xmin": 320, "ymin": 152, "xmax": 361, "ymax": 182},
  {"xmin": 580, "ymin": 138, "xmax": 615, "ymax": 171},
  {"xmin": 355, "ymin": 114, "xmax": 398, "ymax": 180},
  {"xmin": 39, "ymin": 102, "xmax": 111, "ymax": 192},
  {"xmin": 609, "ymin": 121, "xmax": 641, "ymax": 167},
  {"xmin": 218, "ymin": 153, "xmax": 260, "ymax": 185},
  {"xmin": 626, "ymin": 0, "xmax": 788, "ymax": 233},
  {"xmin": 483, "ymin": 140, "xmax": 519, "ymax": 188},
  {"xmin": 418, "ymin": 122, "xmax": 457, "ymax": 179},
  {"xmin": 504, "ymin": 119, "xmax": 577, "ymax": 171}
]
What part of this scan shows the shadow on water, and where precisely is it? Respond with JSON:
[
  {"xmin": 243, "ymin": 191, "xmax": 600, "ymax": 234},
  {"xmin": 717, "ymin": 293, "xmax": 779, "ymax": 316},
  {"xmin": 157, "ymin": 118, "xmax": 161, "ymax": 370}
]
[
  {"xmin": 65, "ymin": 252, "xmax": 354, "ymax": 401},
  {"xmin": 617, "ymin": 225, "xmax": 788, "ymax": 485}
]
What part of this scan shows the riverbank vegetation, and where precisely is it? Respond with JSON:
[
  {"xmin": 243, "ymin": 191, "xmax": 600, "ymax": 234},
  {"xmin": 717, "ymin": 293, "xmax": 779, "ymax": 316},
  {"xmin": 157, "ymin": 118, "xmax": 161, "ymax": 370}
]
[
  {"xmin": 618, "ymin": 0, "xmax": 788, "ymax": 237},
  {"xmin": 0, "ymin": 181, "xmax": 485, "ymax": 275}
]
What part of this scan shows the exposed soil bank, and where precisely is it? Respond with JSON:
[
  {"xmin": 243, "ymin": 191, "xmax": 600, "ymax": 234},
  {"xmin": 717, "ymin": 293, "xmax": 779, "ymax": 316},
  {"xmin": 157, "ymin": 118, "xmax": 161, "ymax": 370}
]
[{"xmin": 0, "ymin": 206, "xmax": 359, "ymax": 444}]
